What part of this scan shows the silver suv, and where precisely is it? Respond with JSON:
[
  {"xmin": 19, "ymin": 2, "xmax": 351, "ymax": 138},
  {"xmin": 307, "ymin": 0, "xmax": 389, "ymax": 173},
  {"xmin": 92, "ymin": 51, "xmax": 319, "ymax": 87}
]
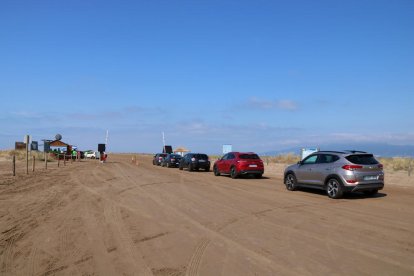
[{"xmin": 284, "ymin": 151, "xmax": 384, "ymax": 199}]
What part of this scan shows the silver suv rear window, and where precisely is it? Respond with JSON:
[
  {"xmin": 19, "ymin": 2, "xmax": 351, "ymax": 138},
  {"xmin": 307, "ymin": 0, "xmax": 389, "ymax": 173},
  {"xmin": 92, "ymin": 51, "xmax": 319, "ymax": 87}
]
[{"xmin": 345, "ymin": 154, "xmax": 379, "ymax": 165}]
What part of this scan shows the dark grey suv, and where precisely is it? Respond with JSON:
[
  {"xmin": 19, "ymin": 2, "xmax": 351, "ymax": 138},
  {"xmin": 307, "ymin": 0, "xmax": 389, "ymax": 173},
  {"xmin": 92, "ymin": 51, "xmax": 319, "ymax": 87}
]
[
  {"xmin": 284, "ymin": 151, "xmax": 384, "ymax": 199},
  {"xmin": 179, "ymin": 153, "xmax": 210, "ymax": 172}
]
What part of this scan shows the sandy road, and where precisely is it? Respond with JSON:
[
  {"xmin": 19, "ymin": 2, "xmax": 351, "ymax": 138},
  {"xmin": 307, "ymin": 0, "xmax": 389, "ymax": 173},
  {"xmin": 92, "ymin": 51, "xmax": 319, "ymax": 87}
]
[{"xmin": 1, "ymin": 154, "xmax": 414, "ymax": 275}]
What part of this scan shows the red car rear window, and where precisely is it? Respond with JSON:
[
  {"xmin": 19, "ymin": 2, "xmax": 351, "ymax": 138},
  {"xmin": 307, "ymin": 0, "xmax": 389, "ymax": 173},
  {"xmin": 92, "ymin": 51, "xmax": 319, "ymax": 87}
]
[{"xmin": 239, "ymin": 154, "xmax": 260, "ymax": 160}]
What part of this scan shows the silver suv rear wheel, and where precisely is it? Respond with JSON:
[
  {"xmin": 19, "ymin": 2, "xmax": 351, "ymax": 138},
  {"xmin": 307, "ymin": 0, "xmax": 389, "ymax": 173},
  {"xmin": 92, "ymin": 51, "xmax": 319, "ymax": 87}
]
[{"xmin": 326, "ymin": 178, "xmax": 343, "ymax": 199}]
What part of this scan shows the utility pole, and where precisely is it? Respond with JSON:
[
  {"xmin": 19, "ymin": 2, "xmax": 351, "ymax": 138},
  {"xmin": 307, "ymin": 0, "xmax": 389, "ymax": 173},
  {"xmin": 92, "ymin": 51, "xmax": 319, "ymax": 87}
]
[
  {"xmin": 162, "ymin": 132, "xmax": 166, "ymax": 147},
  {"xmin": 105, "ymin": 129, "xmax": 109, "ymax": 147}
]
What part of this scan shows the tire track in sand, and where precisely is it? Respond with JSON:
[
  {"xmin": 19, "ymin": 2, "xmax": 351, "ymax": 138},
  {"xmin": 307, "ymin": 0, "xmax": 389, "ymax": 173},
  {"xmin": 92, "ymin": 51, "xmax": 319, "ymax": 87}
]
[
  {"xmin": 115, "ymin": 162, "xmax": 293, "ymax": 275},
  {"xmin": 103, "ymin": 202, "xmax": 153, "ymax": 276},
  {"xmin": 69, "ymin": 162, "xmax": 153, "ymax": 276},
  {"xmin": 186, "ymin": 238, "xmax": 210, "ymax": 276}
]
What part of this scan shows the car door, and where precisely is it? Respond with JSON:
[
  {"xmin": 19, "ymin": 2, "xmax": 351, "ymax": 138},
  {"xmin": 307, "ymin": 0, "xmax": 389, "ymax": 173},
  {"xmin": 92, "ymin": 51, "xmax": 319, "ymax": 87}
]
[
  {"xmin": 225, "ymin": 153, "xmax": 236, "ymax": 173},
  {"xmin": 295, "ymin": 154, "xmax": 319, "ymax": 184},
  {"xmin": 217, "ymin": 154, "xmax": 228, "ymax": 173},
  {"xmin": 310, "ymin": 154, "xmax": 332, "ymax": 186},
  {"xmin": 182, "ymin": 154, "xmax": 189, "ymax": 167}
]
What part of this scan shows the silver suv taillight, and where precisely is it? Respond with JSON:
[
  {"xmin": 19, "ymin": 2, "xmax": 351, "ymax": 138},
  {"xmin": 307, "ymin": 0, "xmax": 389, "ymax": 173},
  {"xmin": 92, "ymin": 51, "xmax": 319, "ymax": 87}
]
[{"xmin": 342, "ymin": 165, "xmax": 363, "ymax": 171}]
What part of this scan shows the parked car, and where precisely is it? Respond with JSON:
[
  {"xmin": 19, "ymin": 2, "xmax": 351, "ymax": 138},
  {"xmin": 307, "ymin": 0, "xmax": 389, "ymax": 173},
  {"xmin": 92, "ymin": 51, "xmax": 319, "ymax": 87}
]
[
  {"xmin": 284, "ymin": 150, "xmax": 384, "ymax": 199},
  {"xmin": 85, "ymin": 151, "xmax": 97, "ymax": 159},
  {"xmin": 161, "ymin": 153, "xmax": 182, "ymax": 168},
  {"xmin": 213, "ymin": 152, "xmax": 264, "ymax": 179},
  {"xmin": 153, "ymin": 153, "xmax": 167, "ymax": 166},
  {"xmin": 179, "ymin": 153, "xmax": 210, "ymax": 171}
]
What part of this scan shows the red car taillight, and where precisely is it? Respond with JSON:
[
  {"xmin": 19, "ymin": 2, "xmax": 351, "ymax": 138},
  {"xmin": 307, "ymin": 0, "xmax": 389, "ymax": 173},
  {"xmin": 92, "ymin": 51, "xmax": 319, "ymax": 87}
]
[
  {"xmin": 171, "ymin": 158, "xmax": 175, "ymax": 161},
  {"xmin": 342, "ymin": 165, "xmax": 363, "ymax": 171},
  {"xmin": 378, "ymin": 164, "xmax": 383, "ymax": 169}
]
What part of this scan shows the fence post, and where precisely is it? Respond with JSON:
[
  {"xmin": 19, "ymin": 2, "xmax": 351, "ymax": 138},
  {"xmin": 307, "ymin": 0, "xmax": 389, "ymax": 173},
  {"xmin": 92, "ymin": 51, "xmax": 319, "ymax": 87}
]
[
  {"xmin": 26, "ymin": 141, "xmax": 29, "ymax": 175},
  {"xmin": 33, "ymin": 156, "xmax": 35, "ymax": 172},
  {"xmin": 13, "ymin": 155, "xmax": 16, "ymax": 176}
]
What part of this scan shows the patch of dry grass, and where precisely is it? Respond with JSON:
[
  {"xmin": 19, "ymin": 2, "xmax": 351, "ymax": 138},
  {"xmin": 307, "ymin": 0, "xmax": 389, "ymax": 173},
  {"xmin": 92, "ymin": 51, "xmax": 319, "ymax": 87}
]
[
  {"xmin": 262, "ymin": 153, "xmax": 300, "ymax": 165},
  {"xmin": 379, "ymin": 157, "xmax": 414, "ymax": 174},
  {"xmin": 0, "ymin": 150, "xmax": 49, "ymax": 161}
]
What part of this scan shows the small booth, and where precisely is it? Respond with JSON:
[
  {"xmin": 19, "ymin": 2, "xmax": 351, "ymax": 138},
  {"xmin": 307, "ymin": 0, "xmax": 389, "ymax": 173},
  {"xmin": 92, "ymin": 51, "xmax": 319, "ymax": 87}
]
[{"xmin": 49, "ymin": 140, "xmax": 72, "ymax": 159}]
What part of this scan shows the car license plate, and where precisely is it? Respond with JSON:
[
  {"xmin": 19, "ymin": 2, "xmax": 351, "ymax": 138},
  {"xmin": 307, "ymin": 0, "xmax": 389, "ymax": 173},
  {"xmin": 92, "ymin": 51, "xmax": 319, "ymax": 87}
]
[
  {"xmin": 364, "ymin": 175, "xmax": 378, "ymax": 181},
  {"xmin": 249, "ymin": 164, "xmax": 257, "ymax": 168},
  {"xmin": 199, "ymin": 160, "xmax": 205, "ymax": 162}
]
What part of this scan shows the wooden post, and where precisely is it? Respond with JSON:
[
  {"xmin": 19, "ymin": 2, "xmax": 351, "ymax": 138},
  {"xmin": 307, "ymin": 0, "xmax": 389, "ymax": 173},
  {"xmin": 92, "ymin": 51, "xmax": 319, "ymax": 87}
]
[
  {"xmin": 13, "ymin": 155, "xmax": 16, "ymax": 176},
  {"xmin": 32, "ymin": 156, "xmax": 35, "ymax": 172},
  {"xmin": 26, "ymin": 137, "xmax": 29, "ymax": 175}
]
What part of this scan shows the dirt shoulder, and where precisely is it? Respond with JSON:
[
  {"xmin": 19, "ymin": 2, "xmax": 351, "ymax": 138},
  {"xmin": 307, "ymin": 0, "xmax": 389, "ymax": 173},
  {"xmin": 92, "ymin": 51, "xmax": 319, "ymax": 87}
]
[{"xmin": 1, "ymin": 154, "xmax": 414, "ymax": 275}]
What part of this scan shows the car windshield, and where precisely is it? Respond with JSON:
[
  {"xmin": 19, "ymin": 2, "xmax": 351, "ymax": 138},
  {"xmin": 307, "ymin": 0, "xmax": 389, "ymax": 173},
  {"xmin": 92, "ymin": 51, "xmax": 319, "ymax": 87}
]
[
  {"xmin": 346, "ymin": 154, "xmax": 379, "ymax": 165},
  {"xmin": 239, "ymin": 154, "xmax": 260, "ymax": 159},
  {"xmin": 195, "ymin": 154, "xmax": 208, "ymax": 159}
]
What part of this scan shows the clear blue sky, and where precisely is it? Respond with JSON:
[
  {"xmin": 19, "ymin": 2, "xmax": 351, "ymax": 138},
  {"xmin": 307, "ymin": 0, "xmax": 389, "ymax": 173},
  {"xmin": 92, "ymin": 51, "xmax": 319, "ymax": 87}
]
[{"xmin": 1, "ymin": 0, "xmax": 413, "ymax": 153}]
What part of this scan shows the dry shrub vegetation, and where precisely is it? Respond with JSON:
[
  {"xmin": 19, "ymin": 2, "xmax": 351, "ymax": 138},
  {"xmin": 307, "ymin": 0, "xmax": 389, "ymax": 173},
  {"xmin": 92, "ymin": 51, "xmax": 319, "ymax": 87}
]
[
  {"xmin": 263, "ymin": 153, "xmax": 300, "ymax": 164},
  {"xmin": 0, "ymin": 150, "xmax": 49, "ymax": 161},
  {"xmin": 379, "ymin": 157, "xmax": 414, "ymax": 173}
]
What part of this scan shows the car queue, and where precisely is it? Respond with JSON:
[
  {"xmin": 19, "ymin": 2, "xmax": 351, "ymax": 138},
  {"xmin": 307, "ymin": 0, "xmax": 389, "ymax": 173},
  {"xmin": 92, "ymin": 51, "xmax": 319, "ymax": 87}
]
[{"xmin": 153, "ymin": 150, "xmax": 385, "ymax": 199}]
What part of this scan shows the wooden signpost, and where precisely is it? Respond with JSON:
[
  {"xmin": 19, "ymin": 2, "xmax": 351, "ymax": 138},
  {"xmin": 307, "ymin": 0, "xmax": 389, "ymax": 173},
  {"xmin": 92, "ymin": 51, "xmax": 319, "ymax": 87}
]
[
  {"xmin": 25, "ymin": 135, "xmax": 29, "ymax": 174},
  {"xmin": 13, "ymin": 155, "xmax": 16, "ymax": 176}
]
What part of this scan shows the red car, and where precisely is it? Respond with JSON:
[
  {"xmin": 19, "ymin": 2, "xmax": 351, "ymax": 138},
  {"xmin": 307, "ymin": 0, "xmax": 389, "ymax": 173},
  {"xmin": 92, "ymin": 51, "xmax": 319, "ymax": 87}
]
[{"xmin": 213, "ymin": 152, "xmax": 264, "ymax": 179}]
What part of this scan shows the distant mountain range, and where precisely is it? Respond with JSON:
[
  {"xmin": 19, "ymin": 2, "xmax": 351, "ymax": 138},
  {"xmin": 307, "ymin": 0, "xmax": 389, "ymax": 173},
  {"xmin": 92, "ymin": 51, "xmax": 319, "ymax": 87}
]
[{"xmin": 262, "ymin": 143, "xmax": 414, "ymax": 157}]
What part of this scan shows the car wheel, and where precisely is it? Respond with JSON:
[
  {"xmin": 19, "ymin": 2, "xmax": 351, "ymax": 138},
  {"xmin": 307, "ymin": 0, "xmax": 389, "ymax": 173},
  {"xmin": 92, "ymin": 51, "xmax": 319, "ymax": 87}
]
[
  {"xmin": 285, "ymin": 173, "xmax": 297, "ymax": 191},
  {"xmin": 326, "ymin": 178, "xmax": 344, "ymax": 199},
  {"xmin": 188, "ymin": 163, "xmax": 193, "ymax": 171},
  {"xmin": 230, "ymin": 167, "xmax": 238, "ymax": 179},
  {"xmin": 363, "ymin": 189, "xmax": 378, "ymax": 196},
  {"xmin": 213, "ymin": 166, "xmax": 220, "ymax": 176}
]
